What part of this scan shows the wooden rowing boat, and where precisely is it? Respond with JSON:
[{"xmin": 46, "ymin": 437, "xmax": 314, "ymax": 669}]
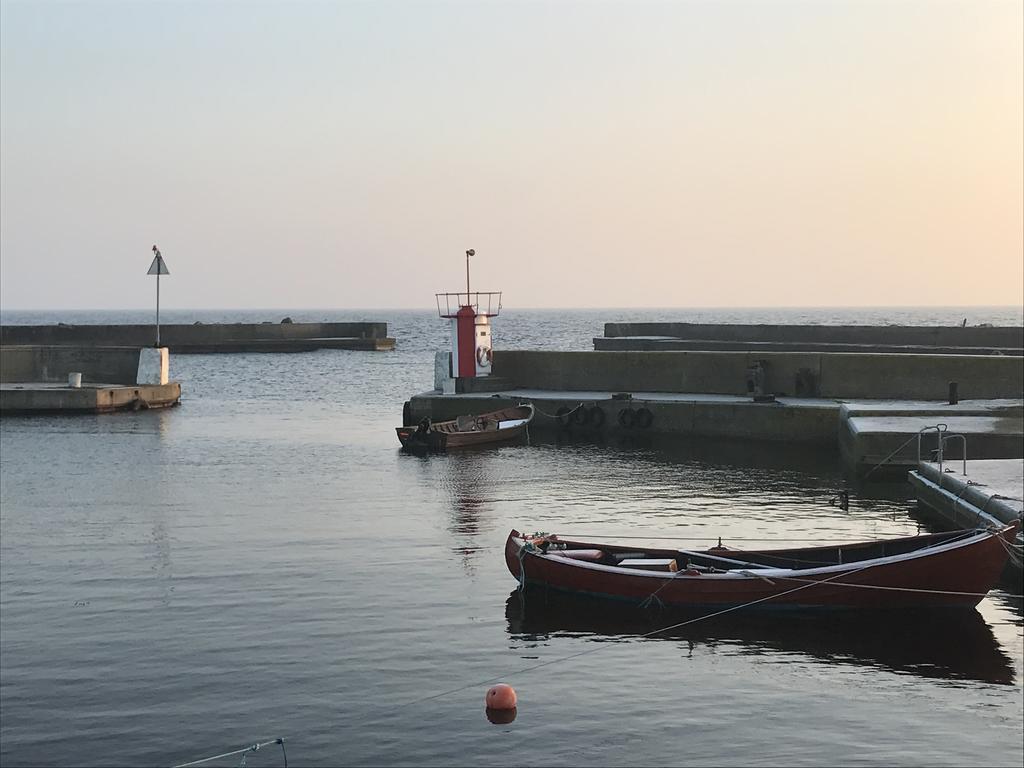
[
  {"xmin": 505, "ymin": 524, "xmax": 1018, "ymax": 610},
  {"xmin": 396, "ymin": 403, "xmax": 534, "ymax": 451}
]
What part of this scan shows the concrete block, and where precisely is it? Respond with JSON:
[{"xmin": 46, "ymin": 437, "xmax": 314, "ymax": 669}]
[
  {"xmin": 821, "ymin": 353, "xmax": 1023, "ymax": 400},
  {"xmin": 593, "ymin": 337, "xmax": 1024, "ymax": 356},
  {"xmin": 840, "ymin": 413, "xmax": 1024, "ymax": 477},
  {"xmin": 602, "ymin": 322, "xmax": 1024, "ymax": 349},
  {"xmin": 0, "ymin": 382, "xmax": 181, "ymax": 412},
  {"xmin": 0, "ymin": 322, "xmax": 392, "ymax": 351},
  {"xmin": 493, "ymin": 350, "xmax": 1023, "ymax": 401},
  {"xmin": 404, "ymin": 390, "xmax": 840, "ymax": 445},
  {"xmin": 434, "ymin": 351, "xmax": 452, "ymax": 392},
  {"xmin": 0, "ymin": 346, "xmax": 141, "ymax": 384},
  {"xmin": 912, "ymin": 459, "xmax": 1022, "ymax": 526},
  {"xmin": 137, "ymin": 347, "xmax": 169, "ymax": 385}
]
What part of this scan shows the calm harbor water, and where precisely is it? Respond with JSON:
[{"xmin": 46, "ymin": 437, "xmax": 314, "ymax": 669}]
[{"xmin": 1, "ymin": 307, "xmax": 1022, "ymax": 767}]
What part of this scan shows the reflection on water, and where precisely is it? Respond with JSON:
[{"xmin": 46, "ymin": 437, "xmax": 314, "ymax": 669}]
[
  {"xmin": 442, "ymin": 453, "xmax": 491, "ymax": 537},
  {"xmin": 505, "ymin": 590, "xmax": 1016, "ymax": 686},
  {"xmin": 484, "ymin": 707, "xmax": 517, "ymax": 725},
  {"xmin": 536, "ymin": 431, "xmax": 842, "ymax": 476}
]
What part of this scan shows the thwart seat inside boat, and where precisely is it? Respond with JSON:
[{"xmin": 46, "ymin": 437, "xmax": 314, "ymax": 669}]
[
  {"xmin": 455, "ymin": 414, "xmax": 477, "ymax": 431},
  {"xmin": 455, "ymin": 414, "xmax": 499, "ymax": 431}
]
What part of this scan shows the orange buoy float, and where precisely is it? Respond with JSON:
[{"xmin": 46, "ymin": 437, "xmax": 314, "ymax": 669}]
[{"xmin": 485, "ymin": 683, "xmax": 517, "ymax": 710}]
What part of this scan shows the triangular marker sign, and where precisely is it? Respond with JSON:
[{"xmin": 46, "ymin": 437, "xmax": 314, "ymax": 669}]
[{"xmin": 147, "ymin": 255, "xmax": 170, "ymax": 275}]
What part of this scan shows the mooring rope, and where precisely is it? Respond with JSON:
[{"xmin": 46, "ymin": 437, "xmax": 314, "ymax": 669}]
[
  {"xmin": 995, "ymin": 532, "xmax": 1024, "ymax": 569},
  {"xmin": 410, "ymin": 530, "xmax": 1000, "ymax": 714},
  {"xmin": 403, "ymin": 549, "xmax": 903, "ymax": 713},
  {"xmin": 173, "ymin": 738, "xmax": 287, "ymax": 768},
  {"xmin": 861, "ymin": 426, "xmax": 944, "ymax": 480},
  {"xmin": 531, "ymin": 402, "xmax": 584, "ymax": 420},
  {"xmin": 770, "ymin": 577, "xmax": 1024, "ymax": 599}
]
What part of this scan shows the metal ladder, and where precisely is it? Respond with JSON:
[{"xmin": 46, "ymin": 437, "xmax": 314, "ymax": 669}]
[{"xmin": 916, "ymin": 423, "xmax": 968, "ymax": 476}]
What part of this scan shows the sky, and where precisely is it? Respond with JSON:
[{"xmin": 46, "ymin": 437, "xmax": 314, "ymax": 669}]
[{"xmin": 1, "ymin": 0, "xmax": 1021, "ymax": 311}]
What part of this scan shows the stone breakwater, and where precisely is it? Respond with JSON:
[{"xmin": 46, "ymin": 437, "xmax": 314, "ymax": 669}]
[{"xmin": 0, "ymin": 321, "xmax": 395, "ymax": 352}]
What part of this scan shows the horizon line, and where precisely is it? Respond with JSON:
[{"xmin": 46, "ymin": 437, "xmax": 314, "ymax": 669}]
[{"xmin": 2, "ymin": 303, "xmax": 1022, "ymax": 314}]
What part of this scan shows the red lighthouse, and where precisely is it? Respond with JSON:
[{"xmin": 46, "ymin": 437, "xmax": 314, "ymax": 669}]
[{"xmin": 436, "ymin": 249, "xmax": 501, "ymax": 380}]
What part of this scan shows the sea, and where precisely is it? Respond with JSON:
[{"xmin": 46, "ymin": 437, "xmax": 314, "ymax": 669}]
[{"xmin": 1, "ymin": 306, "xmax": 1022, "ymax": 767}]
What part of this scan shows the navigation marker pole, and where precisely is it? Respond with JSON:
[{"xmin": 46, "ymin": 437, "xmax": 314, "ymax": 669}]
[{"xmin": 147, "ymin": 245, "xmax": 170, "ymax": 347}]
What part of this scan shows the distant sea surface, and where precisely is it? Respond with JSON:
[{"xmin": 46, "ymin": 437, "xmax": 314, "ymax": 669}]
[{"xmin": 1, "ymin": 307, "xmax": 1022, "ymax": 767}]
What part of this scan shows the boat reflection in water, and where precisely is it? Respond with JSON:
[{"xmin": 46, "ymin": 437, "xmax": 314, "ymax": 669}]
[{"xmin": 504, "ymin": 590, "xmax": 1016, "ymax": 686}]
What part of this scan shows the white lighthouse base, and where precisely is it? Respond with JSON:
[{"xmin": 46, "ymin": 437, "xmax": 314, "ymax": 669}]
[
  {"xmin": 137, "ymin": 347, "xmax": 169, "ymax": 385},
  {"xmin": 434, "ymin": 351, "xmax": 455, "ymax": 394}
]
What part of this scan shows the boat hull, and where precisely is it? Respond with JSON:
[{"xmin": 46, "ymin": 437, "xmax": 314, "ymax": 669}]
[
  {"xmin": 504, "ymin": 527, "xmax": 1016, "ymax": 611},
  {"xmin": 396, "ymin": 404, "xmax": 533, "ymax": 451}
]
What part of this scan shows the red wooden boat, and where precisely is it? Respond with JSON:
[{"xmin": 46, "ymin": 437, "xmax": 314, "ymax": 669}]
[
  {"xmin": 505, "ymin": 524, "xmax": 1018, "ymax": 610},
  {"xmin": 396, "ymin": 403, "xmax": 534, "ymax": 451}
]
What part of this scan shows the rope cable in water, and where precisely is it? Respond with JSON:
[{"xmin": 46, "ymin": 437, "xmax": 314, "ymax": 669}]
[{"xmin": 173, "ymin": 738, "xmax": 287, "ymax": 768}]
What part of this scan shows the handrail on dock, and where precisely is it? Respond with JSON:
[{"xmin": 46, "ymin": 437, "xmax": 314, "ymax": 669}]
[
  {"xmin": 941, "ymin": 434, "xmax": 968, "ymax": 477},
  {"xmin": 915, "ymin": 423, "xmax": 967, "ymax": 477}
]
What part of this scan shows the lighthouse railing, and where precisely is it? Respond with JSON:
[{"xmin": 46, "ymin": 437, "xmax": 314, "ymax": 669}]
[{"xmin": 436, "ymin": 291, "xmax": 502, "ymax": 319}]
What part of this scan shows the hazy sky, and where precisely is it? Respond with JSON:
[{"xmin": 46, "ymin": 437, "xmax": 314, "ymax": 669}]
[{"xmin": 1, "ymin": 0, "xmax": 1021, "ymax": 310}]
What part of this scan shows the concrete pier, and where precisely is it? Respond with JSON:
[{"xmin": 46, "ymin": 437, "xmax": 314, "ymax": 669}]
[
  {"xmin": 597, "ymin": 322, "xmax": 1024, "ymax": 355},
  {"xmin": 403, "ymin": 345, "xmax": 1024, "ymax": 478},
  {"xmin": 839, "ymin": 401, "xmax": 1024, "ymax": 477},
  {"xmin": 909, "ymin": 459, "xmax": 1023, "ymax": 530},
  {"xmin": 1, "ymin": 381, "xmax": 180, "ymax": 413},
  {"xmin": 494, "ymin": 350, "xmax": 1022, "ymax": 401},
  {"xmin": 0, "ymin": 346, "xmax": 180, "ymax": 413},
  {"xmin": 0, "ymin": 321, "xmax": 395, "ymax": 353},
  {"xmin": 406, "ymin": 389, "xmax": 841, "ymax": 444}
]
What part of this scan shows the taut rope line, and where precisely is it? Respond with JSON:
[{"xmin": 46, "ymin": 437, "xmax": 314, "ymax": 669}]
[
  {"xmin": 172, "ymin": 738, "xmax": 287, "ymax": 768},
  {"xmin": 393, "ymin": 538, "xmax": 940, "ymax": 713}
]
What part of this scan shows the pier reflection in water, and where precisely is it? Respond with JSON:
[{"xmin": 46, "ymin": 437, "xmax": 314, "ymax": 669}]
[{"xmin": 505, "ymin": 591, "xmax": 1016, "ymax": 686}]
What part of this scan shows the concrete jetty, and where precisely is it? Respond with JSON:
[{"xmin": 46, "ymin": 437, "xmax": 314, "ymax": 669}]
[
  {"xmin": 0, "ymin": 346, "xmax": 180, "ymax": 413},
  {"xmin": 404, "ymin": 342, "xmax": 1024, "ymax": 478},
  {"xmin": 407, "ymin": 388, "xmax": 841, "ymax": 443},
  {"xmin": 492, "ymin": 349, "xmax": 1022, "ymax": 401},
  {"xmin": 909, "ymin": 459, "xmax": 1023, "ymax": 530},
  {"xmin": 909, "ymin": 458, "xmax": 1023, "ymax": 577},
  {"xmin": 839, "ymin": 401, "xmax": 1023, "ymax": 477},
  {"xmin": 596, "ymin": 322, "xmax": 1024, "ymax": 355},
  {"xmin": 0, "ymin": 321, "xmax": 395, "ymax": 353}
]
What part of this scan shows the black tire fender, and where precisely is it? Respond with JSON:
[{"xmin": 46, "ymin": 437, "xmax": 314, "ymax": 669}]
[
  {"xmin": 635, "ymin": 407, "xmax": 653, "ymax": 429},
  {"xmin": 618, "ymin": 408, "xmax": 636, "ymax": 429},
  {"xmin": 588, "ymin": 406, "xmax": 606, "ymax": 428},
  {"xmin": 571, "ymin": 405, "xmax": 589, "ymax": 426}
]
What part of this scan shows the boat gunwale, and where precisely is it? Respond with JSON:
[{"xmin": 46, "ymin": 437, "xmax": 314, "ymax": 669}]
[{"xmin": 419, "ymin": 404, "xmax": 534, "ymax": 435}]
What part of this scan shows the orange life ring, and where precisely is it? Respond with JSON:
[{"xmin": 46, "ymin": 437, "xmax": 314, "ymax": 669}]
[{"xmin": 476, "ymin": 346, "xmax": 493, "ymax": 367}]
